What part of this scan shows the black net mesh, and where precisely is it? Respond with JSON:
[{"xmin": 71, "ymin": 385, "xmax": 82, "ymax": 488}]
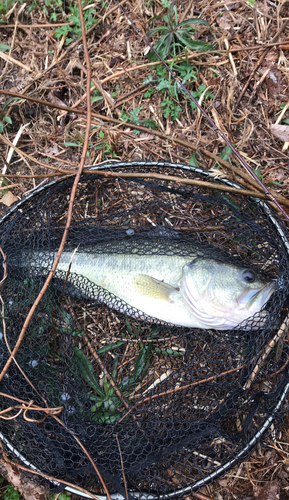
[{"xmin": 0, "ymin": 160, "xmax": 288, "ymax": 499}]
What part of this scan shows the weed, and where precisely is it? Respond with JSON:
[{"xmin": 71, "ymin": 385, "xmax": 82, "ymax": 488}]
[
  {"xmin": 254, "ymin": 167, "xmax": 264, "ymax": 183},
  {"xmin": 147, "ymin": 0, "xmax": 212, "ymax": 61},
  {"xmin": 111, "ymin": 84, "xmax": 122, "ymax": 98},
  {"xmin": 4, "ymin": 485, "xmax": 20, "ymax": 500},
  {"xmin": 0, "ymin": 114, "xmax": 11, "ymax": 134},
  {"xmin": 91, "ymin": 89, "xmax": 104, "ymax": 104},
  {"xmin": 155, "ymin": 56, "xmax": 198, "ymax": 100},
  {"xmin": 121, "ymin": 106, "xmax": 158, "ymax": 133},
  {"xmin": 160, "ymin": 98, "xmax": 182, "ymax": 120},
  {"xmin": 144, "ymin": 58, "xmax": 213, "ymax": 121},
  {"xmin": 43, "ymin": 0, "xmax": 63, "ymax": 21},
  {"xmin": 54, "ymin": 1, "xmax": 97, "ymax": 44},
  {"xmin": 0, "ymin": 44, "xmax": 11, "ymax": 52},
  {"xmin": 52, "ymin": 494, "xmax": 70, "ymax": 500},
  {"xmin": 219, "ymin": 145, "xmax": 232, "ymax": 162},
  {"xmin": 254, "ymin": 166, "xmax": 281, "ymax": 187},
  {"xmin": 0, "ymin": 97, "xmax": 17, "ymax": 133},
  {"xmin": 189, "ymin": 154, "xmax": 199, "ymax": 167},
  {"xmin": 94, "ymin": 130, "xmax": 117, "ymax": 159},
  {"xmin": 279, "ymin": 104, "xmax": 289, "ymax": 125},
  {"xmin": 189, "ymin": 84, "xmax": 215, "ymax": 110},
  {"xmin": 0, "ymin": 0, "xmax": 15, "ymax": 18}
]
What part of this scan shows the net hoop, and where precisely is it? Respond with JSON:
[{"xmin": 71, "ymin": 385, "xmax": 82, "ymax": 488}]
[{"xmin": 0, "ymin": 160, "xmax": 288, "ymax": 499}]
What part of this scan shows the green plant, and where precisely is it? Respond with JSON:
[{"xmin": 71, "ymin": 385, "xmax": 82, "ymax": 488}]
[
  {"xmin": 43, "ymin": 0, "xmax": 63, "ymax": 21},
  {"xmin": 71, "ymin": 319, "xmax": 182, "ymax": 425},
  {"xmin": 72, "ymin": 320, "xmax": 153, "ymax": 424},
  {"xmin": 94, "ymin": 130, "xmax": 117, "ymax": 159},
  {"xmin": 254, "ymin": 166, "xmax": 281, "ymax": 187},
  {"xmin": 147, "ymin": 0, "xmax": 212, "ymax": 61},
  {"xmin": 189, "ymin": 154, "xmax": 199, "ymax": 167},
  {"xmin": 0, "ymin": 43, "xmax": 11, "ymax": 52},
  {"xmin": 0, "ymin": 0, "xmax": 15, "ymax": 18},
  {"xmin": 4, "ymin": 485, "xmax": 20, "ymax": 500},
  {"xmin": 154, "ymin": 56, "xmax": 198, "ymax": 99},
  {"xmin": 0, "ymin": 114, "xmax": 11, "ymax": 133},
  {"xmin": 121, "ymin": 106, "xmax": 158, "ymax": 133},
  {"xmin": 144, "ymin": 61, "xmax": 213, "ymax": 121},
  {"xmin": 54, "ymin": 1, "xmax": 96, "ymax": 44},
  {"xmin": 52, "ymin": 494, "xmax": 71, "ymax": 500},
  {"xmin": 0, "ymin": 97, "xmax": 17, "ymax": 133},
  {"xmin": 160, "ymin": 98, "xmax": 182, "ymax": 120},
  {"xmin": 64, "ymin": 130, "xmax": 93, "ymax": 155},
  {"xmin": 279, "ymin": 104, "xmax": 289, "ymax": 125},
  {"xmin": 189, "ymin": 84, "xmax": 215, "ymax": 110}
]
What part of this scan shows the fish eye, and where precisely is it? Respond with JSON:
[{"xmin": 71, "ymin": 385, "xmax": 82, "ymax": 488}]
[{"xmin": 242, "ymin": 269, "xmax": 255, "ymax": 283}]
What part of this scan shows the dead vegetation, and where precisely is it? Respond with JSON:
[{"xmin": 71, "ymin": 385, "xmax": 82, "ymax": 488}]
[{"xmin": 1, "ymin": 0, "xmax": 289, "ymax": 499}]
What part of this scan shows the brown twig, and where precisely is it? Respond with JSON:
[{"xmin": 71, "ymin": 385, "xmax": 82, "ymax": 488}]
[
  {"xmin": 244, "ymin": 311, "xmax": 289, "ymax": 390},
  {"xmin": 234, "ymin": 20, "xmax": 289, "ymax": 110},
  {"xmin": 4, "ymin": 457, "xmax": 101, "ymax": 500},
  {"xmin": 191, "ymin": 492, "xmax": 215, "ymax": 500},
  {"xmin": 0, "ymin": 248, "xmax": 48, "ymax": 404},
  {"xmin": 115, "ymin": 434, "xmax": 129, "ymax": 500},
  {"xmin": 228, "ymin": 40, "xmax": 289, "ymax": 53},
  {"xmin": 53, "ymin": 415, "xmax": 112, "ymax": 499},
  {"xmin": 118, "ymin": 361, "xmax": 250, "ymax": 424},
  {"xmin": 1, "ymin": 90, "xmax": 289, "ymax": 209},
  {"xmin": 0, "ymin": 402, "xmax": 62, "ymax": 423},
  {"xmin": 0, "ymin": 0, "xmax": 91, "ymax": 383},
  {"xmin": 0, "ymin": 183, "xmax": 20, "ymax": 191},
  {"xmin": 0, "ymin": 22, "xmax": 72, "ymax": 28},
  {"xmin": 248, "ymin": 62, "xmax": 274, "ymax": 105}
]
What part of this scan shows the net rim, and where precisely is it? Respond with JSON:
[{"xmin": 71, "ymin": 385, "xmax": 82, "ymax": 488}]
[{"xmin": 1, "ymin": 160, "xmax": 289, "ymax": 499}]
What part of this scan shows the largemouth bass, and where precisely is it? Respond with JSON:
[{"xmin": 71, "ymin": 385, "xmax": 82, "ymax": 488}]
[{"xmin": 20, "ymin": 239, "xmax": 276, "ymax": 330}]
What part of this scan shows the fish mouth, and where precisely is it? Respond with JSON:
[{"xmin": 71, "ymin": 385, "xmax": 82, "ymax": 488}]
[{"xmin": 246, "ymin": 281, "xmax": 276, "ymax": 309}]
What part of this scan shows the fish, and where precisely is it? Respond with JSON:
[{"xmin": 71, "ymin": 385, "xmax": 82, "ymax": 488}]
[{"xmin": 18, "ymin": 238, "xmax": 276, "ymax": 330}]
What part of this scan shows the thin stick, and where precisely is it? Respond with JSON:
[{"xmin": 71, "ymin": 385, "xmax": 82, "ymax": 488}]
[
  {"xmin": 234, "ymin": 20, "xmax": 289, "ymax": 110},
  {"xmin": 115, "ymin": 434, "xmax": 129, "ymax": 500},
  {"xmin": 0, "ymin": 0, "xmax": 91, "ymax": 383},
  {"xmin": 119, "ymin": 361, "xmax": 250, "ymax": 424},
  {"xmin": 1, "ymin": 90, "xmax": 289, "ymax": 209},
  {"xmin": 244, "ymin": 311, "xmax": 289, "ymax": 390},
  {"xmin": 110, "ymin": 1, "xmax": 289, "ymax": 223},
  {"xmin": 4, "ymin": 457, "xmax": 101, "ymax": 500},
  {"xmin": 53, "ymin": 415, "xmax": 112, "ymax": 499},
  {"xmin": 248, "ymin": 62, "xmax": 274, "ymax": 105}
]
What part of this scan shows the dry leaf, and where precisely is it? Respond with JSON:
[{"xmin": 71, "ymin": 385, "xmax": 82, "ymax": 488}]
[
  {"xmin": 253, "ymin": 480, "xmax": 280, "ymax": 500},
  {"xmin": 266, "ymin": 68, "xmax": 283, "ymax": 98},
  {"xmin": 218, "ymin": 14, "xmax": 232, "ymax": 29},
  {"xmin": 271, "ymin": 124, "xmax": 289, "ymax": 142},
  {"xmin": 0, "ymin": 191, "xmax": 18, "ymax": 207},
  {"xmin": 44, "ymin": 142, "xmax": 59, "ymax": 155},
  {"xmin": 48, "ymin": 90, "xmax": 66, "ymax": 108}
]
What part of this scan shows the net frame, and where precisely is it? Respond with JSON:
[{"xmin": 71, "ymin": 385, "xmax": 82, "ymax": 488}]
[{"xmin": 0, "ymin": 160, "xmax": 288, "ymax": 499}]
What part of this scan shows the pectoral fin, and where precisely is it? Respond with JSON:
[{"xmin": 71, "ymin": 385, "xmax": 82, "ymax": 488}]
[{"xmin": 134, "ymin": 274, "xmax": 179, "ymax": 302}]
